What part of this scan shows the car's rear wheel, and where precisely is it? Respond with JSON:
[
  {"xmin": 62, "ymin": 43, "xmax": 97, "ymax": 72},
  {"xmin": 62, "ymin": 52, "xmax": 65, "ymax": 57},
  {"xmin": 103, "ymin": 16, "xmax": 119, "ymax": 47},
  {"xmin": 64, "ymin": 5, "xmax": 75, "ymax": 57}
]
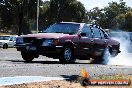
[
  {"xmin": 59, "ymin": 46, "xmax": 75, "ymax": 63},
  {"xmin": 110, "ymin": 49, "xmax": 119, "ymax": 57},
  {"xmin": 3, "ymin": 43, "xmax": 8, "ymax": 49},
  {"xmin": 21, "ymin": 52, "xmax": 34, "ymax": 62},
  {"xmin": 92, "ymin": 47, "xmax": 111, "ymax": 64}
]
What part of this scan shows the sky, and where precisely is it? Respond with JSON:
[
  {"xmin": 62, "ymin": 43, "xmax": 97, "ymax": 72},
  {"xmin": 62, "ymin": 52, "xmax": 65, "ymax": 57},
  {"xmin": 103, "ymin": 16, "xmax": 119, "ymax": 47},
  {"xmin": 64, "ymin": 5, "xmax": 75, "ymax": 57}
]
[
  {"xmin": 42, "ymin": 0, "xmax": 132, "ymax": 11},
  {"xmin": 77, "ymin": 0, "xmax": 132, "ymax": 10}
]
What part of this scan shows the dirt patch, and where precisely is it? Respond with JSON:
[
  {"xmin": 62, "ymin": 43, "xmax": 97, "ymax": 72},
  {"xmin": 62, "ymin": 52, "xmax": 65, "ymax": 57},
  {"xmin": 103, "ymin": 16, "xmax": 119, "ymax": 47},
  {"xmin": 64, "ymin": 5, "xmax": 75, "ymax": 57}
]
[
  {"xmin": 0, "ymin": 80, "xmax": 131, "ymax": 88},
  {"xmin": 0, "ymin": 76, "xmax": 132, "ymax": 88}
]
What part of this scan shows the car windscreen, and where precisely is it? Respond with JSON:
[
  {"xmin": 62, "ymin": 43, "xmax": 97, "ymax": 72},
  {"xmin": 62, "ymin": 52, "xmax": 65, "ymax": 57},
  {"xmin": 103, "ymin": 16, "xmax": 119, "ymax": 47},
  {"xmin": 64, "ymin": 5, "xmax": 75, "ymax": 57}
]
[
  {"xmin": 43, "ymin": 23, "xmax": 80, "ymax": 34},
  {"xmin": 0, "ymin": 36, "xmax": 10, "ymax": 40}
]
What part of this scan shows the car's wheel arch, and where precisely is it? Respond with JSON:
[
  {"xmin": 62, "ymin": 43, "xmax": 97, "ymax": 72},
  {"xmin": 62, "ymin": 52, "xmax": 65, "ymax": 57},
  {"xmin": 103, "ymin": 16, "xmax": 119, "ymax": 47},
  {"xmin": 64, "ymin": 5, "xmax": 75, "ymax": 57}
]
[
  {"xmin": 63, "ymin": 41, "xmax": 74, "ymax": 51},
  {"xmin": 108, "ymin": 45, "xmax": 112, "ymax": 53},
  {"xmin": 3, "ymin": 43, "xmax": 8, "ymax": 49},
  {"xmin": 3, "ymin": 43, "xmax": 8, "ymax": 45},
  {"xmin": 59, "ymin": 41, "xmax": 75, "ymax": 63}
]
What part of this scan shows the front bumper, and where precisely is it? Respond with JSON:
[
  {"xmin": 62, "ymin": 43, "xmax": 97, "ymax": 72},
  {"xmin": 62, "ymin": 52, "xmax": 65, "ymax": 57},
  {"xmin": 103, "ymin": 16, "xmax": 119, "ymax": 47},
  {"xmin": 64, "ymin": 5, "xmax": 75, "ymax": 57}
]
[
  {"xmin": 118, "ymin": 50, "xmax": 121, "ymax": 53},
  {"xmin": 15, "ymin": 44, "xmax": 63, "ymax": 54}
]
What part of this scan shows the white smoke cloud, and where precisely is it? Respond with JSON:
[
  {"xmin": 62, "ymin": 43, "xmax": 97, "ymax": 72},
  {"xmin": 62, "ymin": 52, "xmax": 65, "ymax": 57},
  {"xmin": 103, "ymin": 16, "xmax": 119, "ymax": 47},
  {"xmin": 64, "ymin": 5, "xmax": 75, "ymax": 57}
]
[{"xmin": 107, "ymin": 31, "xmax": 132, "ymax": 66}]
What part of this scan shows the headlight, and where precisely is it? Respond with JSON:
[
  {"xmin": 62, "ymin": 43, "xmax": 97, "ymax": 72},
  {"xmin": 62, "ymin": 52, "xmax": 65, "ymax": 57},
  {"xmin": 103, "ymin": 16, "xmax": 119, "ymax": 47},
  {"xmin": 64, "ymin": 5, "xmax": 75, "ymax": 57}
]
[
  {"xmin": 16, "ymin": 37, "xmax": 24, "ymax": 44},
  {"xmin": 42, "ymin": 39, "xmax": 60, "ymax": 46}
]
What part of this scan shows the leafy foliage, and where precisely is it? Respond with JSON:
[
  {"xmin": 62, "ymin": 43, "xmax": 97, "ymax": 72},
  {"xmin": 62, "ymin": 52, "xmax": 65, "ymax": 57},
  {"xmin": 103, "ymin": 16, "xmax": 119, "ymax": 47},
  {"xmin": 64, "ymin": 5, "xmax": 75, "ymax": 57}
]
[
  {"xmin": 86, "ymin": 0, "xmax": 132, "ymax": 31},
  {"xmin": 0, "ymin": 0, "xmax": 37, "ymax": 35},
  {"xmin": 116, "ymin": 11, "xmax": 132, "ymax": 31},
  {"xmin": 49, "ymin": 0, "xmax": 85, "ymax": 22},
  {"xmin": 0, "ymin": 0, "xmax": 132, "ymax": 34}
]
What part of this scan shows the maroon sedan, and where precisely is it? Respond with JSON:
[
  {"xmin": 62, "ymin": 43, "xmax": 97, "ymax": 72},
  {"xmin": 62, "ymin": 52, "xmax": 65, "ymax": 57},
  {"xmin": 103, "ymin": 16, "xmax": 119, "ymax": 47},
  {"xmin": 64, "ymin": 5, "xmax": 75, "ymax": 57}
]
[{"xmin": 15, "ymin": 22, "xmax": 120, "ymax": 63}]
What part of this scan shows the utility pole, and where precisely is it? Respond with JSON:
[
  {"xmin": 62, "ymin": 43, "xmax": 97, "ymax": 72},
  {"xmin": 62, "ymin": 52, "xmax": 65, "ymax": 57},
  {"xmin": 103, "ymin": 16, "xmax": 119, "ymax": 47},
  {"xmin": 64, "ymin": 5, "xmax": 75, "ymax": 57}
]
[
  {"xmin": 17, "ymin": 0, "xmax": 23, "ymax": 36},
  {"xmin": 36, "ymin": 0, "xmax": 39, "ymax": 33}
]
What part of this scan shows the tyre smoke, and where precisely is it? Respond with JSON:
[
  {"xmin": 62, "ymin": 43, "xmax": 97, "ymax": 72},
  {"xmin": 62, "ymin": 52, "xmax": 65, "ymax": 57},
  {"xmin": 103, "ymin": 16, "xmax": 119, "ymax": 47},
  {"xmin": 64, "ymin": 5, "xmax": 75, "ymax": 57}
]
[{"xmin": 107, "ymin": 31, "xmax": 132, "ymax": 66}]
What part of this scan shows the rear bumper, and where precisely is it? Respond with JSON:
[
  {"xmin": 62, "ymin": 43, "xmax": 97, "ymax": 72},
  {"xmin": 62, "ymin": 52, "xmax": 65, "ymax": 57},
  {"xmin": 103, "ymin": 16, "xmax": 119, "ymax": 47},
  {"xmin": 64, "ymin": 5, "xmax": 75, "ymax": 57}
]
[{"xmin": 15, "ymin": 44, "xmax": 63, "ymax": 54}]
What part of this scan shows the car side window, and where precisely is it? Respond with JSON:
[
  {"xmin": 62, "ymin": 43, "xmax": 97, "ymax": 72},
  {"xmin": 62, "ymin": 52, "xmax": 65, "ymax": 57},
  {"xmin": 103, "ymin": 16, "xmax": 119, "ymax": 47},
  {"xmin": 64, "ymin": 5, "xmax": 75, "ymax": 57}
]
[
  {"xmin": 93, "ymin": 27, "xmax": 101, "ymax": 39},
  {"xmin": 99, "ymin": 30, "xmax": 105, "ymax": 39},
  {"xmin": 9, "ymin": 37, "xmax": 13, "ymax": 41},
  {"xmin": 14, "ymin": 37, "xmax": 17, "ymax": 41},
  {"xmin": 81, "ymin": 25, "xmax": 93, "ymax": 38}
]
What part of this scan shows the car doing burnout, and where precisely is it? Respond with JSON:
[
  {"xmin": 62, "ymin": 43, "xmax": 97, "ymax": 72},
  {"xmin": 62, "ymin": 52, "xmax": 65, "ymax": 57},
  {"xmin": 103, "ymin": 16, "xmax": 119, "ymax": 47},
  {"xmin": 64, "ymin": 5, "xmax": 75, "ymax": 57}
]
[{"xmin": 15, "ymin": 22, "xmax": 120, "ymax": 63}]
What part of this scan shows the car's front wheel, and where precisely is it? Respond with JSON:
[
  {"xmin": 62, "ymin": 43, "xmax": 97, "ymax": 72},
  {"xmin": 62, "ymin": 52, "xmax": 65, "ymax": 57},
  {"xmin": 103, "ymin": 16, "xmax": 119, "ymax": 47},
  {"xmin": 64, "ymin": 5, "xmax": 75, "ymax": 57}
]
[
  {"xmin": 21, "ymin": 52, "xmax": 34, "ymax": 62},
  {"xmin": 59, "ymin": 46, "xmax": 75, "ymax": 63},
  {"xmin": 3, "ymin": 43, "xmax": 8, "ymax": 49}
]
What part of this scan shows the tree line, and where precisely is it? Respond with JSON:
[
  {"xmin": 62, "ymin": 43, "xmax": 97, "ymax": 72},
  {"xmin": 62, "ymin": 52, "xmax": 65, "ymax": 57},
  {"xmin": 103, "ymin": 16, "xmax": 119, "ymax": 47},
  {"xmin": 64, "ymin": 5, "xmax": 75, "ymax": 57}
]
[{"xmin": 0, "ymin": 0, "xmax": 132, "ymax": 35}]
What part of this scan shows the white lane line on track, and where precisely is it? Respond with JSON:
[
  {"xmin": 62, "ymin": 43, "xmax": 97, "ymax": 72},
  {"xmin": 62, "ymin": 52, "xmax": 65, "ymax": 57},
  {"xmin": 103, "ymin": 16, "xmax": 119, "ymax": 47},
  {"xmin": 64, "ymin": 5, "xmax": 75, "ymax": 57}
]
[{"xmin": 0, "ymin": 76, "xmax": 66, "ymax": 86}]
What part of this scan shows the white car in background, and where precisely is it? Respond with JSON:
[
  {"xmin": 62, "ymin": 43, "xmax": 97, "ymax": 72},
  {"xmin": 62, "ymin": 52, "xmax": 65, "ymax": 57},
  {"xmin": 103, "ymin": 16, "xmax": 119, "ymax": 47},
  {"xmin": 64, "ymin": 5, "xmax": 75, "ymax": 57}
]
[{"xmin": 0, "ymin": 35, "xmax": 18, "ymax": 49}]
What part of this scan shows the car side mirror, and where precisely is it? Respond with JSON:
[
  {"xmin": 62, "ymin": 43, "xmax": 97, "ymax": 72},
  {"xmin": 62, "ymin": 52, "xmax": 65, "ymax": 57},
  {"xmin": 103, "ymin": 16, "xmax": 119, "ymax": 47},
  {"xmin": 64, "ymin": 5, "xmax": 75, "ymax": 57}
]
[
  {"xmin": 78, "ymin": 34, "xmax": 81, "ymax": 38},
  {"xmin": 9, "ymin": 39, "xmax": 12, "ymax": 41},
  {"xmin": 80, "ymin": 33, "xmax": 86, "ymax": 36}
]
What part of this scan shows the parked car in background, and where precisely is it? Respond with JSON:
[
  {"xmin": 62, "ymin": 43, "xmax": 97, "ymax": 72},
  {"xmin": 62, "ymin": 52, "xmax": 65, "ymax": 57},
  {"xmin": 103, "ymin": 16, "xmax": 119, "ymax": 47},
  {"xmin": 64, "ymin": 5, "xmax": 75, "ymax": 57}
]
[
  {"xmin": 0, "ymin": 35, "xmax": 18, "ymax": 49},
  {"xmin": 15, "ymin": 22, "xmax": 120, "ymax": 63}
]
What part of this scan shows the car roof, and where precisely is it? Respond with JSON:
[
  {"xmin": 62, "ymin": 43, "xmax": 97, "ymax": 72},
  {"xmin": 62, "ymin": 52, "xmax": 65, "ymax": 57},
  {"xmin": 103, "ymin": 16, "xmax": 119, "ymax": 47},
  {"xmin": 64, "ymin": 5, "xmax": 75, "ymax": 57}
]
[
  {"xmin": 110, "ymin": 31, "xmax": 132, "ymax": 33},
  {"xmin": 0, "ymin": 35, "xmax": 18, "ymax": 37},
  {"xmin": 0, "ymin": 35, "xmax": 10, "ymax": 36},
  {"xmin": 56, "ymin": 22, "xmax": 103, "ymax": 30},
  {"xmin": 59, "ymin": 22, "xmax": 94, "ymax": 26},
  {"xmin": 58, "ymin": 22, "xmax": 99, "ymax": 28},
  {"xmin": 58, "ymin": 22, "xmax": 85, "ymax": 25}
]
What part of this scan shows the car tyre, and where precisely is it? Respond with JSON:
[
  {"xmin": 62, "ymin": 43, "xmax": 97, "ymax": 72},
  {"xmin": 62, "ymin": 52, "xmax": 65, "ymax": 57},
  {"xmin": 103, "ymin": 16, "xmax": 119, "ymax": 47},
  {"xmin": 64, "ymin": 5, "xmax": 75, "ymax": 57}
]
[
  {"xmin": 110, "ymin": 49, "xmax": 118, "ymax": 57},
  {"xmin": 21, "ymin": 52, "xmax": 34, "ymax": 63},
  {"xmin": 59, "ymin": 46, "xmax": 75, "ymax": 63},
  {"xmin": 3, "ymin": 43, "xmax": 8, "ymax": 49},
  {"xmin": 92, "ymin": 47, "xmax": 111, "ymax": 64}
]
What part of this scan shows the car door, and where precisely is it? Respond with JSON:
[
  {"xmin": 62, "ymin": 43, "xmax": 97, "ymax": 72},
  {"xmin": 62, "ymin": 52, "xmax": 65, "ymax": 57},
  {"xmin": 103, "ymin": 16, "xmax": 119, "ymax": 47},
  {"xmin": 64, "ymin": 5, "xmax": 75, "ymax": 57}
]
[
  {"xmin": 92, "ymin": 26, "xmax": 107, "ymax": 56},
  {"xmin": 78, "ymin": 24, "xmax": 94, "ymax": 56},
  {"xmin": 8, "ymin": 36, "xmax": 16, "ymax": 47}
]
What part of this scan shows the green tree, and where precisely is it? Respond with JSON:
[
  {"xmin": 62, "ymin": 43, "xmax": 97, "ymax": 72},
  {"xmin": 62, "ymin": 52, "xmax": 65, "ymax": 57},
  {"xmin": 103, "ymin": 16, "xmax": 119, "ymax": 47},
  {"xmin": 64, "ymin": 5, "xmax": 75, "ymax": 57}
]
[
  {"xmin": 86, "ymin": 7, "xmax": 107, "ymax": 28},
  {"xmin": 125, "ymin": 11, "xmax": 132, "ymax": 31},
  {"xmin": 86, "ymin": 0, "xmax": 132, "ymax": 30},
  {"xmin": 0, "ymin": 0, "xmax": 15, "ymax": 28},
  {"xmin": 0, "ymin": 0, "xmax": 38, "ymax": 35},
  {"xmin": 49, "ymin": 0, "xmax": 86, "ymax": 23},
  {"xmin": 103, "ymin": 0, "xmax": 130, "ymax": 28},
  {"xmin": 116, "ymin": 11, "xmax": 132, "ymax": 31},
  {"xmin": 39, "ymin": 1, "xmax": 50, "ymax": 31}
]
